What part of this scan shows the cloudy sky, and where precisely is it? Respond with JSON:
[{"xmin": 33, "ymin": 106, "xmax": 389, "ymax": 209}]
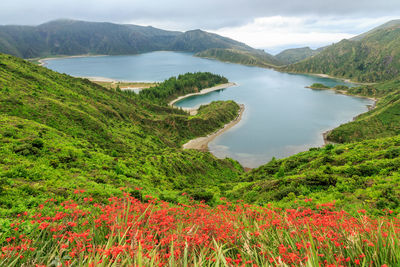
[{"xmin": 1, "ymin": 0, "xmax": 399, "ymax": 53}]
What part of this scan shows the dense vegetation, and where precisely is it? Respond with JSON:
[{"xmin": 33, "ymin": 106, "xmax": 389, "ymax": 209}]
[
  {"xmin": 2, "ymin": 192, "xmax": 398, "ymax": 266},
  {"xmin": 285, "ymin": 23, "xmax": 400, "ymax": 82},
  {"xmin": 139, "ymin": 72, "xmax": 228, "ymax": 104},
  {"xmin": 195, "ymin": 48, "xmax": 282, "ymax": 67},
  {"xmin": 275, "ymin": 46, "xmax": 320, "ymax": 65},
  {"xmin": 0, "ymin": 53, "xmax": 244, "ymax": 217}
]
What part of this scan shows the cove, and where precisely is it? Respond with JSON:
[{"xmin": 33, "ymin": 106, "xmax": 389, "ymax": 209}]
[{"xmin": 44, "ymin": 52, "xmax": 373, "ymax": 168}]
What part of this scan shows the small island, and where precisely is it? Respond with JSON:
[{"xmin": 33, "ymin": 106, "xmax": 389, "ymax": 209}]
[
  {"xmin": 306, "ymin": 83, "xmax": 351, "ymax": 92},
  {"xmin": 306, "ymin": 82, "xmax": 331, "ymax": 89}
]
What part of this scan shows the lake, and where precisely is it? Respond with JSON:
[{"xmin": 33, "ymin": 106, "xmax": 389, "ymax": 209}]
[{"xmin": 44, "ymin": 52, "xmax": 373, "ymax": 168}]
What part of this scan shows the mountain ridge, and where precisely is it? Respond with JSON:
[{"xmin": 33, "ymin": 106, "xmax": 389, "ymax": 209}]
[
  {"xmin": 0, "ymin": 19, "xmax": 281, "ymax": 67},
  {"xmin": 284, "ymin": 25, "xmax": 400, "ymax": 82}
]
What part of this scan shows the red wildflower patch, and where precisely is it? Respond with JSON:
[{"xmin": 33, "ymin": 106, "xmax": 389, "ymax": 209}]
[{"xmin": 1, "ymin": 194, "xmax": 399, "ymax": 266}]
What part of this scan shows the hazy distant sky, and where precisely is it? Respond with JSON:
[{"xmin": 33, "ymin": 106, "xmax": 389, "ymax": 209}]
[{"xmin": 1, "ymin": 0, "xmax": 399, "ymax": 53}]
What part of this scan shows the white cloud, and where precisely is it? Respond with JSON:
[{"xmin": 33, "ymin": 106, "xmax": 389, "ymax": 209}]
[{"xmin": 208, "ymin": 16, "xmax": 398, "ymax": 53}]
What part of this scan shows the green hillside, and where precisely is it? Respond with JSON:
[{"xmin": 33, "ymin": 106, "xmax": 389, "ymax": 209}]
[
  {"xmin": 195, "ymin": 48, "xmax": 282, "ymax": 67},
  {"xmin": 285, "ymin": 26, "xmax": 400, "ymax": 82},
  {"xmin": 0, "ymin": 53, "xmax": 244, "ymax": 216},
  {"xmin": 275, "ymin": 46, "xmax": 319, "ymax": 65}
]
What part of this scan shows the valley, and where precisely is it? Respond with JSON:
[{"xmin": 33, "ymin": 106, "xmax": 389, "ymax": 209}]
[{"xmin": 0, "ymin": 16, "xmax": 399, "ymax": 266}]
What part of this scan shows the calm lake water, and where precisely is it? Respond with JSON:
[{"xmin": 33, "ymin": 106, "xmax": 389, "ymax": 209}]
[{"xmin": 45, "ymin": 52, "xmax": 373, "ymax": 167}]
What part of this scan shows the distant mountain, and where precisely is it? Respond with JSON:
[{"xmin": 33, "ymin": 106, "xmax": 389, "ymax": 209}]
[
  {"xmin": 169, "ymin": 29, "xmax": 253, "ymax": 53},
  {"xmin": 0, "ymin": 20, "xmax": 180, "ymax": 58},
  {"xmin": 196, "ymin": 48, "xmax": 283, "ymax": 67},
  {"xmin": 274, "ymin": 47, "xmax": 320, "ymax": 65},
  {"xmin": 285, "ymin": 20, "xmax": 400, "ymax": 82},
  {"xmin": 0, "ymin": 19, "xmax": 280, "ymax": 67}
]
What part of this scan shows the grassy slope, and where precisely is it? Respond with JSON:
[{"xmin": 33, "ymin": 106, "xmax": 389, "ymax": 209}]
[
  {"xmin": 0, "ymin": 53, "xmax": 243, "ymax": 216},
  {"xmin": 285, "ymin": 27, "xmax": 400, "ymax": 82}
]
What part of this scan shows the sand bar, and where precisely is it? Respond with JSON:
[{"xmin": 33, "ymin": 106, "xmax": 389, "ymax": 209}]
[
  {"xmin": 313, "ymin": 73, "xmax": 377, "ymax": 85},
  {"xmin": 37, "ymin": 54, "xmax": 107, "ymax": 66},
  {"xmin": 169, "ymin": 82, "xmax": 237, "ymax": 106},
  {"xmin": 167, "ymin": 82, "xmax": 243, "ymax": 151},
  {"xmin": 183, "ymin": 104, "xmax": 245, "ymax": 151}
]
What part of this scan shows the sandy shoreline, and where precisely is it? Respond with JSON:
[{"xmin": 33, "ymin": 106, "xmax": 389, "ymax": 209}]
[
  {"xmin": 169, "ymin": 82, "xmax": 237, "ymax": 106},
  {"xmin": 322, "ymin": 95, "xmax": 378, "ymax": 145},
  {"xmin": 313, "ymin": 73, "xmax": 377, "ymax": 85},
  {"xmin": 37, "ymin": 54, "xmax": 107, "ymax": 66},
  {"xmin": 304, "ymin": 77, "xmax": 379, "ymax": 145},
  {"xmin": 169, "ymin": 82, "xmax": 237, "ymax": 115},
  {"xmin": 166, "ymin": 82, "xmax": 243, "ymax": 152},
  {"xmin": 183, "ymin": 104, "xmax": 245, "ymax": 151}
]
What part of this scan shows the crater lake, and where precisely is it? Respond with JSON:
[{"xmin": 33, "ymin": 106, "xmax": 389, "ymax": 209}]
[{"xmin": 44, "ymin": 51, "xmax": 373, "ymax": 167}]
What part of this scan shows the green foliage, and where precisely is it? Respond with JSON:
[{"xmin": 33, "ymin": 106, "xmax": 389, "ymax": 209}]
[{"xmin": 139, "ymin": 72, "xmax": 228, "ymax": 104}]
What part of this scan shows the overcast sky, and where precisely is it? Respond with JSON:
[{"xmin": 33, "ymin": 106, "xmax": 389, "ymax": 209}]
[{"xmin": 1, "ymin": 0, "xmax": 399, "ymax": 53}]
